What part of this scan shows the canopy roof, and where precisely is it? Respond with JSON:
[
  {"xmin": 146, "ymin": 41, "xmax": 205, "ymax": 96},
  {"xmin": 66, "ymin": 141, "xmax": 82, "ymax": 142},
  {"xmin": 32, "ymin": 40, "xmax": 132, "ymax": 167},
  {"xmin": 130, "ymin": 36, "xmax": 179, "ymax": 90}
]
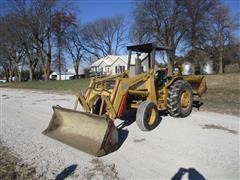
[{"xmin": 127, "ymin": 43, "xmax": 172, "ymax": 53}]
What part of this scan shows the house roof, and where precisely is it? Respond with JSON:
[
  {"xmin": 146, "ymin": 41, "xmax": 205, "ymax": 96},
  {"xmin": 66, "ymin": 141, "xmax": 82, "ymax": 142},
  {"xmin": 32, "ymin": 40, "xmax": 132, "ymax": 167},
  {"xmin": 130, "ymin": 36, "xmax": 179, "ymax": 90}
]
[
  {"xmin": 91, "ymin": 55, "xmax": 119, "ymax": 67},
  {"xmin": 91, "ymin": 53, "xmax": 148, "ymax": 67},
  {"xmin": 91, "ymin": 59, "xmax": 102, "ymax": 67}
]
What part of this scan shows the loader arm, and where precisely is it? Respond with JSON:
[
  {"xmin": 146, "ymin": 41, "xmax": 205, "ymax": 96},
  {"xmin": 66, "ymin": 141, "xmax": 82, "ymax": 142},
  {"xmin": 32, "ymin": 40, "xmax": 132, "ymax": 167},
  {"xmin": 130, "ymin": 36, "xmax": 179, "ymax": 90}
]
[
  {"xmin": 111, "ymin": 70, "xmax": 155, "ymax": 119},
  {"xmin": 77, "ymin": 70, "xmax": 156, "ymax": 120}
]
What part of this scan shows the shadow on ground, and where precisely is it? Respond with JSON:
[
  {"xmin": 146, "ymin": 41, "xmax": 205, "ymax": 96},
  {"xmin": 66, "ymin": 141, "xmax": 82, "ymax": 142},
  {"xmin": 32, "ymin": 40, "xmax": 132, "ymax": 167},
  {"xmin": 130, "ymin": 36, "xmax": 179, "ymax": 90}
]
[
  {"xmin": 193, "ymin": 100, "xmax": 204, "ymax": 110},
  {"xmin": 171, "ymin": 168, "xmax": 206, "ymax": 180},
  {"xmin": 114, "ymin": 109, "xmax": 163, "ymax": 152},
  {"xmin": 56, "ymin": 164, "xmax": 77, "ymax": 180}
]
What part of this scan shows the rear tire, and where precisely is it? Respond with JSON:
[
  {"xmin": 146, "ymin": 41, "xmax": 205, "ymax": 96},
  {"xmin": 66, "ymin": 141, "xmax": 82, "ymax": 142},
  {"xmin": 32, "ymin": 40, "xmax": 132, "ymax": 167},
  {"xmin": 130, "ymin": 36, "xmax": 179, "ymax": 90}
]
[
  {"xmin": 167, "ymin": 80, "xmax": 193, "ymax": 117},
  {"xmin": 136, "ymin": 100, "xmax": 160, "ymax": 131}
]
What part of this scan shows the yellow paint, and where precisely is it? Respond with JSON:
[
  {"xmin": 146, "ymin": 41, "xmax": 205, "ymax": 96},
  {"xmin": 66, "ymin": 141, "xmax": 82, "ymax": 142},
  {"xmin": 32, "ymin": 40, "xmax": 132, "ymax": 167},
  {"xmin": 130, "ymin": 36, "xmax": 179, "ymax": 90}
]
[{"xmin": 75, "ymin": 70, "xmax": 207, "ymax": 121}]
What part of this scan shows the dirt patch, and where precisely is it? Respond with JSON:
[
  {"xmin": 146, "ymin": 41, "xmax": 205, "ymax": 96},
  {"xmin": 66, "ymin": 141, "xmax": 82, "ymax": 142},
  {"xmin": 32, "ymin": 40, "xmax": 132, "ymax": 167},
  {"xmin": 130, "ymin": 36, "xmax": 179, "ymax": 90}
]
[
  {"xmin": 133, "ymin": 138, "xmax": 146, "ymax": 143},
  {"xmin": 83, "ymin": 158, "xmax": 120, "ymax": 179},
  {"xmin": 0, "ymin": 144, "xmax": 42, "ymax": 179},
  {"xmin": 202, "ymin": 124, "xmax": 238, "ymax": 135}
]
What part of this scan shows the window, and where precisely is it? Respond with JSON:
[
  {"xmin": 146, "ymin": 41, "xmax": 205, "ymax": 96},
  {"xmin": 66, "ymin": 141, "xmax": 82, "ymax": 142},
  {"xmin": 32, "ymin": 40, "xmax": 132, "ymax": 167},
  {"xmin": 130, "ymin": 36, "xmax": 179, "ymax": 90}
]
[
  {"xmin": 115, "ymin": 66, "xmax": 125, "ymax": 74},
  {"xmin": 119, "ymin": 66, "xmax": 125, "ymax": 73}
]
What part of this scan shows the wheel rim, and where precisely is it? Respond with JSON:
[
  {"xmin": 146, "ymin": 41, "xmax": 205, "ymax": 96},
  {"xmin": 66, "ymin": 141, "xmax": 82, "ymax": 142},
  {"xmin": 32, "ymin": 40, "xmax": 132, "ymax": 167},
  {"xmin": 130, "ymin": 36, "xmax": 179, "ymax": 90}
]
[
  {"xmin": 180, "ymin": 90, "xmax": 191, "ymax": 110},
  {"xmin": 147, "ymin": 108, "xmax": 156, "ymax": 126}
]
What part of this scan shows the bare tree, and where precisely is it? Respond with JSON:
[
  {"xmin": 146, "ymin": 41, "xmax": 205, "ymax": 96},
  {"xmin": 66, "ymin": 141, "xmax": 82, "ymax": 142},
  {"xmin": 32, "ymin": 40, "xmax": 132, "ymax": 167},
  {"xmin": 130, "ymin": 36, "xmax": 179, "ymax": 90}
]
[
  {"xmin": 65, "ymin": 25, "xmax": 85, "ymax": 78},
  {"xmin": 0, "ymin": 15, "xmax": 25, "ymax": 82},
  {"xmin": 82, "ymin": 16, "xmax": 126, "ymax": 58},
  {"xmin": 22, "ymin": 42, "xmax": 39, "ymax": 81},
  {"xmin": 180, "ymin": 0, "xmax": 219, "ymax": 50},
  {"xmin": 208, "ymin": 5, "xmax": 238, "ymax": 74},
  {"xmin": 0, "ymin": 55, "xmax": 10, "ymax": 81},
  {"xmin": 132, "ymin": 0, "xmax": 187, "ymax": 75},
  {"xmin": 52, "ymin": 11, "xmax": 75, "ymax": 80},
  {"xmin": 11, "ymin": 0, "xmax": 67, "ymax": 81},
  {"xmin": 0, "ymin": 0, "xmax": 77, "ymax": 81}
]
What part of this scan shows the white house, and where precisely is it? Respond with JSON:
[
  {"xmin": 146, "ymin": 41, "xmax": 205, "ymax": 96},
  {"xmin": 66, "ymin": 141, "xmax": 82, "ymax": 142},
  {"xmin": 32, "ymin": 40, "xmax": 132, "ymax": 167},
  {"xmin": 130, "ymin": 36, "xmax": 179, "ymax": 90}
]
[
  {"xmin": 90, "ymin": 54, "xmax": 149, "ymax": 76},
  {"xmin": 50, "ymin": 66, "xmax": 85, "ymax": 80}
]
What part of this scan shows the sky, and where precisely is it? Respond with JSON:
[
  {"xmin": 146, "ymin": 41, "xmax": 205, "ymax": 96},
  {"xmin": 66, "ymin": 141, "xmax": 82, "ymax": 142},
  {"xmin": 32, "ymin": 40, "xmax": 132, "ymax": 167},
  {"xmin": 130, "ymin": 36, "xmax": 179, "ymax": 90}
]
[
  {"xmin": 72, "ymin": 0, "xmax": 240, "ymax": 58},
  {"xmin": 0, "ymin": 0, "xmax": 239, "ymax": 66},
  {"xmin": 1, "ymin": 0, "xmax": 239, "ymax": 32},
  {"xmin": 75, "ymin": 0, "xmax": 240, "ymax": 24},
  {"xmin": 73, "ymin": 0, "xmax": 134, "ymax": 24},
  {"xmin": 74, "ymin": 0, "xmax": 240, "ymax": 48}
]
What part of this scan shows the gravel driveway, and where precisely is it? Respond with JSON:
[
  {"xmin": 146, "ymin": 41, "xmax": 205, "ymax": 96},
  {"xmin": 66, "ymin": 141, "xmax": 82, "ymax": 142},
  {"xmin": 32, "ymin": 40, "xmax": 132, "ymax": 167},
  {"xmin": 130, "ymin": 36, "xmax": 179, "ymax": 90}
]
[{"xmin": 1, "ymin": 88, "xmax": 239, "ymax": 179}]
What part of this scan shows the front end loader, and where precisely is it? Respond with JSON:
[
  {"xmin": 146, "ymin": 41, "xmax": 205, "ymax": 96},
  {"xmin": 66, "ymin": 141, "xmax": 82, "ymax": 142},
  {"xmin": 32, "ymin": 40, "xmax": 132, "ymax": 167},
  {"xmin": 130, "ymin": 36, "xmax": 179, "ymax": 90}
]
[{"xmin": 43, "ymin": 43, "xmax": 207, "ymax": 156}]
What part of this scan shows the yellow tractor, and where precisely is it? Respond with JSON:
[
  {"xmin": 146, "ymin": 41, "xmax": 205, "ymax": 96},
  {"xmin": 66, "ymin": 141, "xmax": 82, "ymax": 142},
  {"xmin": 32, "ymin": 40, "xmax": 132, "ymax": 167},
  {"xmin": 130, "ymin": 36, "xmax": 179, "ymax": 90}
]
[{"xmin": 43, "ymin": 43, "xmax": 207, "ymax": 156}]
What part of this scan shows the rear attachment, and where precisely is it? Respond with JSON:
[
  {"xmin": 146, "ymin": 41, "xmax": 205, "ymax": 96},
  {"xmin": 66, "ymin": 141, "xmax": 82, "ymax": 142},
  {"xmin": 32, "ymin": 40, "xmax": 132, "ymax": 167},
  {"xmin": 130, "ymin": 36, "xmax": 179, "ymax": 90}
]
[{"xmin": 42, "ymin": 106, "xmax": 118, "ymax": 157}]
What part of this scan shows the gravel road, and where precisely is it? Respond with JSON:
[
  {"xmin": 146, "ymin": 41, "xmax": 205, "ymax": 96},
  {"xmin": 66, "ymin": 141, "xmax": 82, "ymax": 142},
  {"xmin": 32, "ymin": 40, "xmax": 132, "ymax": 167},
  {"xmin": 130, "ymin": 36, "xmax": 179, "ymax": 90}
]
[{"xmin": 1, "ymin": 88, "xmax": 239, "ymax": 179}]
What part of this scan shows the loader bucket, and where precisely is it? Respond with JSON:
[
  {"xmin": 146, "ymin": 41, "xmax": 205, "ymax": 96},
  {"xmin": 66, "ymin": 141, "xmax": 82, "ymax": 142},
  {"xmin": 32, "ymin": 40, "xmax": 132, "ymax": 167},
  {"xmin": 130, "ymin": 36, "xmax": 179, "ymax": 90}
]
[
  {"xmin": 183, "ymin": 75, "xmax": 207, "ymax": 97},
  {"xmin": 42, "ymin": 106, "xmax": 118, "ymax": 157}
]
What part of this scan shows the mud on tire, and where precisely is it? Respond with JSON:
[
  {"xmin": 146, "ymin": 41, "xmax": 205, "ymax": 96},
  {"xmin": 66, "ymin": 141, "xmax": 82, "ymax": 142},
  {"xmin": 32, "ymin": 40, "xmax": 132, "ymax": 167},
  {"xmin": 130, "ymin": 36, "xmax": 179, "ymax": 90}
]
[{"xmin": 167, "ymin": 80, "xmax": 193, "ymax": 118}]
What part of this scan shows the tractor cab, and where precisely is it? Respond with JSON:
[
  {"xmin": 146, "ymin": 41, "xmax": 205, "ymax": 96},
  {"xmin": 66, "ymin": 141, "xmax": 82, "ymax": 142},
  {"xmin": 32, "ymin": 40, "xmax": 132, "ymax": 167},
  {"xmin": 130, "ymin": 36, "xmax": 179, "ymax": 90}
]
[{"xmin": 127, "ymin": 43, "xmax": 171, "ymax": 86}]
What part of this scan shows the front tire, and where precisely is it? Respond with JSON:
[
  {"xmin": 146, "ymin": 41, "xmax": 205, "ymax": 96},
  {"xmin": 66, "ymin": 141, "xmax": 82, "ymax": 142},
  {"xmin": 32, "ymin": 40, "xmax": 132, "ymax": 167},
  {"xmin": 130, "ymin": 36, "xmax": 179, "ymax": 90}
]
[
  {"xmin": 167, "ymin": 80, "xmax": 193, "ymax": 117},
  {"xmin": 136, "ymin": 100, "xmax": 160, "ymax": 131}
]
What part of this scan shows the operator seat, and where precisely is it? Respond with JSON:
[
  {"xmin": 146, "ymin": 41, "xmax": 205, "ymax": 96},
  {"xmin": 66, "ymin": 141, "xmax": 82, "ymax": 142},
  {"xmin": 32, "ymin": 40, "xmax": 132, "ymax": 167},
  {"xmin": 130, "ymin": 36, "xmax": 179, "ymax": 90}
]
[{"xmin": 155, "ymin": 69, "xmax": 167, "ymax": 87}]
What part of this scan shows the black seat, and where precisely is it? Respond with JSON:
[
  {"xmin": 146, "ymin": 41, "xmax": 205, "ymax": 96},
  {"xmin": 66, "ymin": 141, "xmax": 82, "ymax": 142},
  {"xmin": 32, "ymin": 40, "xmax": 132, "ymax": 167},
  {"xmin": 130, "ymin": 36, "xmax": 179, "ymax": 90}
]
[{"xmin": 155, "ymin": 70, "xmax": 166, "ymax": 87}]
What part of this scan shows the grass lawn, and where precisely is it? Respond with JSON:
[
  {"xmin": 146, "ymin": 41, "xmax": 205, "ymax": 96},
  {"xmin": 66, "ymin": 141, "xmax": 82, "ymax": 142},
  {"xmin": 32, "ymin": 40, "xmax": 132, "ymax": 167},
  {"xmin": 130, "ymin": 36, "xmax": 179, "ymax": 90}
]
[
  {"xmin": 1, "ymin": 73, "xmax": 239, "ymax": 116},
  {"xmin": 0, "ymin": 78, "xmax": 90, "ymax": 94},
  {"xmin": 200, "ymin": 73, "xmax": 240, "ymax": 116}
]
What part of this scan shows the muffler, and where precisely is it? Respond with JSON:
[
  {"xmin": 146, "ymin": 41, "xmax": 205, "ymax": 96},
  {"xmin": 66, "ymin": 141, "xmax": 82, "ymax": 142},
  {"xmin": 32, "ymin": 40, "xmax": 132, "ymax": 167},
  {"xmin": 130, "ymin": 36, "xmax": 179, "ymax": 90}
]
[{"xmin": 42, "ymin": 106, "xmax": 118, "ymax": 157}]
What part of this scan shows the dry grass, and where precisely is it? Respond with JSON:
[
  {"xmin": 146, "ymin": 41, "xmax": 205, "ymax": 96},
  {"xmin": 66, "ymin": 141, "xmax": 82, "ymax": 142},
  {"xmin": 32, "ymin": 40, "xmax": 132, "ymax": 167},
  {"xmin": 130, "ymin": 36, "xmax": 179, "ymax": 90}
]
[{"xmin": 199, "ymin": 73, "xmax": 240, "ymax": 116}]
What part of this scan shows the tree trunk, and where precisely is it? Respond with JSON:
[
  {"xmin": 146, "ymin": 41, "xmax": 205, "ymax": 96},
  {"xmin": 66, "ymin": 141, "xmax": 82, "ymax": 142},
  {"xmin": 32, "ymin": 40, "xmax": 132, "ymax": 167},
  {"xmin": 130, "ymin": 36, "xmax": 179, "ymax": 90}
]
[
  {"xmin": 5, "ymin": 72, "xmax": 9, "ymax": 82},
  {"xmin": 13, "ymin": 63, "xmax": 20, "ymax": 82},
  {"xmin": 9, "ymin": 68, "xmax": 13, "ymax": 82},
  {"xmin": 4, "ymin": 67, "xmax": 10, "ymax": 82},
  {"xmin": 74, "ymin": 60, "xmax": 80, "ymax": 79},
  {"xmin": 27, "ymin": 55, "xmax": 35, "ymax": 82},
  {"xmin": 44, "ymin": 31, "xmax": 52, "ymax": 81},
  {"xmin": 29, "ymin": 68, "xmax": 33, "ymax": 81},
  {"xmin": 17, "ymin": 71, "xmax": 22, "ymax": 82},
  {"xmin": 44, "ymin": 53, "xmax": 51, "ymax": 81},
  {"xmin": 43, "ymin": 67, "xmax": 48, "ymax": 81},
  {"xmin": 218, "ymin": 48, "xmax": 223, "ymax": 74},
  {"xmin": 75, "ymin": 66, "xmax": 79, "ymax": 79},
  {"xmin": 58, "ymin": 46, "xmax": 62, "ymax": 80}
]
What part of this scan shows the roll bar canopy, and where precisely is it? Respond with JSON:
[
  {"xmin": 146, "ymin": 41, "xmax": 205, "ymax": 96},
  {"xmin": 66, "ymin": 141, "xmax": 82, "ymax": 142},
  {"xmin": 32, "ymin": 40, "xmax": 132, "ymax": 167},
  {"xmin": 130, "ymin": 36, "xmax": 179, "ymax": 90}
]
[{"xmin": 127, "ymin": 43, "xmax": 172, "ymax": 53}]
